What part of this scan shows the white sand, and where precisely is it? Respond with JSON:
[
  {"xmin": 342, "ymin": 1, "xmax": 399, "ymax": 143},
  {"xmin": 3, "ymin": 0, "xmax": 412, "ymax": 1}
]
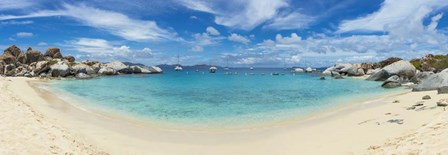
[
  {"xmin": 0, "ymin": 77, "xmax": 107, "ymax": 155},
  {"xmin": 1, "ymin": 77, "xmax": 448, "ymax": 154}
]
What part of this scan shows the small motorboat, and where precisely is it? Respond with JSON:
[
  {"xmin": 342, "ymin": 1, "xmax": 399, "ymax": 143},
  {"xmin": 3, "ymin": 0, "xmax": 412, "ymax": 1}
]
[{"xmin": 209, "ymin": 66, "xmax": 217, "ymax": 73}]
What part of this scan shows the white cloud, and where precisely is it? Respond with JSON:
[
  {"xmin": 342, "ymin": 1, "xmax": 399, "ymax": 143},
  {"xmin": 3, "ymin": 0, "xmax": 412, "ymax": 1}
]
[
  {"xmin": 191, "ymin": 45, "xmax": 204, "ymax": 52},
  {"xmin": 180, "ymin": 0, "xmax": 288, "ymax": 30},
  {"xmin": 16, "ymin": 32, "xmax": 33, "ymax": 37},
  {"xmin": 206, "ymin": 26, "xmax": 220, "ymax": 35},
  {"xmin": 37, "ymin": 42, "xmax": 48, "ymax": 46},
  {"xmin": 264, "ymin": 12, "xmax": 314, "ymax": 30},
  {"xmin": 65, "ymin": 38, "xmax": 155, "ymax": 61},
  {"xmin": 0, "ymin": 0, "xmax": 35, "ymax": 10},
  {"xmin": 0, "ymin": 20, "xmax": 33, "ymax": 25},
  {"xmin": 189, "ymin": 27, "xmax": 225, "ymax": 52},
  {"xmin": 0, "ymin": 4, "xmax": 178, "ymax": 42},
  {"xmin": 228, "ymin": 33, "xmax": 250, "ymax": 44},
  {"xmin": 338, "ymin": 0, "xmax": 448, "ymax": 33},
  {"xmin": 275, "ymin": 33, "xmax": 301, "ymax": 44}
]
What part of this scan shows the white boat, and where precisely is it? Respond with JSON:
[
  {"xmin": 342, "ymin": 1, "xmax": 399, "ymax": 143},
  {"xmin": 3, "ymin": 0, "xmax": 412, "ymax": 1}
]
[
  {"xmin": 174, "ymin": 53, "xmax": 183, "ymax": 71},
  {"xmin": 250, "ymin": 66, "xmax": 254, "ymax": 70},
  {"xmin": 209, "ymin": 66, "xmax": 217, "ymax": 73},
  {"xmin": 174, "ymin": 65, "xmax": 183, "ymax": 71}
]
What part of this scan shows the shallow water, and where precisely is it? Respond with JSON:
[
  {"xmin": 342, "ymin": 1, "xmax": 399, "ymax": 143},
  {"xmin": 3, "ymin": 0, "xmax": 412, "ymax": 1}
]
[{"xmin": 47, "ymin": 68, "xmax": 402, "ymax": 128}]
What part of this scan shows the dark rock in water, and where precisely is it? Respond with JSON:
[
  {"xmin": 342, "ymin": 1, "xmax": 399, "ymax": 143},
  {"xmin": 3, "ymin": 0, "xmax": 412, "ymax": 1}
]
[
  {"xmin": 333, "ymin": 74, "xmax": 343, "ymax": 79},
  {"xmin": 319, "ymin": 76, "xmax": 325, "ymax": 80},
  {"xmin": 25, "ymin": 50, "xmax": 43, "ymax": 64},
  {"xmin": 413, "ymin": 68, "xmax": 448, "ymax": 91},
  {"xmin": 437, "ymin": 86, "xmax": 448, "ymax": 94},
  {"xmin": 410, "ymin": 72, "xmax": 434, "ymax": 84},
  {"xmin": 382, "ymin": 75, "xmax": 401, "ymax": 88},
  {"xmin": 64, "ymin": 56, "xmax": 75, "ymax": 62},
  {"xmin": 75, "ymin": 73, "xmax": 93, "ymax": 79},
  {"xmin": 3, "ymin": 45, "xmax": 22, "ymax": 58},
  {"xmin": 422, "ymin": 95, "xmax": 431, "ymax": 100},
  {"xmin": 44, "ymin": 48, "xmax": 63, "ymax": 58}
]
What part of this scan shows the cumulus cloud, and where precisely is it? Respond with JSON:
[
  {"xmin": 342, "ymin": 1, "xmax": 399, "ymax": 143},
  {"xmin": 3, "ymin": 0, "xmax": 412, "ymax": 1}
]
[
  {"xmin": 16, "ymin": 32, "xmax": 33, "ymax": 37},
  {"xmin": 206, "ymin": 26, "xmax": 220, "ymax": 35},
  {"xmin": 338, "ymin": 0, "xmax": 448, "ymax": 33},
  {"xmin": 0, "ymin": 4, "xmax": 178, "ymax": 42},
  {"xmin": 189, "ymin": 27, "xmax": 225, "ymax": 52},
  {"xmin": 180, "ymin": 0, "xmax": 289, "ymax": 30},
  {"xmin": 228, "ymin": 33, "xmax": 250, "ymax": 44},
  {"xmin": 65, "ymin": 38, "xmax": 155, "ymax": 62}
]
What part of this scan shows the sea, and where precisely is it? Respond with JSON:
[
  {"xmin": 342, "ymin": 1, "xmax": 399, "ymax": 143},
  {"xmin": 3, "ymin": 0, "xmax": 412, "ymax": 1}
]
[{"xmin": 44, "ymin": 67, "xmax": 404, "ymax": 129}]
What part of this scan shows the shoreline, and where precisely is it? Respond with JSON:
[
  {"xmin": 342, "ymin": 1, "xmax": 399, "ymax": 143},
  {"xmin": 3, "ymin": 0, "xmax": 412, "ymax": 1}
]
[
  {"xmin": 3, "ymin": 77, "xmax": 448, "ymax": 154},
  {"xmin": 32, "ymin": 76, "xmax": 406, "ymax": 132}
]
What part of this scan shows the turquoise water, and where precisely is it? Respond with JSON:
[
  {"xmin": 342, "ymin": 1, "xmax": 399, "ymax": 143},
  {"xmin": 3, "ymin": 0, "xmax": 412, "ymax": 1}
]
[{"xmin": 47, "ymin": 68, "xmax": 402, "ymax": 128}]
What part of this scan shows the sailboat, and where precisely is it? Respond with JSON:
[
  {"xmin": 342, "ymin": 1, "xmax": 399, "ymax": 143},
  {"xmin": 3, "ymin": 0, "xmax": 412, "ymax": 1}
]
[
  {"xmin": 224, "ymin": 56, "xmax": 230, "ymax": 70},
  {"xmin": 174, "ymin": 53, "xmax": 183, "ymax": 71}
]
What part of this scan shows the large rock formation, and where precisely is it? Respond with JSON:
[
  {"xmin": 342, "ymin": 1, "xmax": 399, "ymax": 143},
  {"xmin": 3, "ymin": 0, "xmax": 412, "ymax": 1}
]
[
  {"xmin": 44, "ymin": 48, "xmax": 63, "ymax": 59},
  {"xmin": 64, "ymin": 56, "xmax": 75, "ymax": 62},
  {"xmin": 410, "ymin": 72, "xmax": 434, "ymax": 84},
  {"xmin": 98, "ymin": 67, "xmax": 117, "ymax": 75},
  {"xmin": 413, "ymin": 68, "xmax": 448, "ymax": 91},
  {"xmin": 381, "ymin": 75, "xmax": 402, "ymax": 88},
  {"xmin": 366, "ymin": 60, "xmax": 416, "ymax": 81},
  {"xmin": 49, "ymin": 61, "xmax": 70, "ymax": 77},
  {"xmin": 72, "ymin": 64, "xmax": 96, "ymax": 75},
  {"xmin": 3, "ymin": 45, "xmax": 22, "ymax": 58},
  {"xmin": 25, "ymin": 49, "xmax": 43, "ymax": 64},
  {"xmin": 0, "ymin": 45, "xmax": 162, "ymax": 79}
]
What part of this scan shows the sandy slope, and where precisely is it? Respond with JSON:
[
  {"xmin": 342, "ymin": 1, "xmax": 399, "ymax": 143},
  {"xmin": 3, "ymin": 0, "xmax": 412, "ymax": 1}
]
[
  {"xmin": 1, "ymin": 77, "xmax": 448, "ymax": 155},
  {"xmin": 0, "ymin": 77, "xmax": 107, "ymax": 155}
]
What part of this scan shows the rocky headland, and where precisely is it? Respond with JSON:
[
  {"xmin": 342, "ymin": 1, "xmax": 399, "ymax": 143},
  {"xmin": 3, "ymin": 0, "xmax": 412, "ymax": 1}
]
[
  {"xmin": 322, "ymin": 55, "xmax": 448, "ymax": 92},
  {"xmin": 0, "ymin": 45, "xmax": 162, "ymax": 80}
]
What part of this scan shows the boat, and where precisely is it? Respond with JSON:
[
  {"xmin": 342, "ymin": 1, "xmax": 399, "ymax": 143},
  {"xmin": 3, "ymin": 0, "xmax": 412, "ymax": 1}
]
[
  {"xmin": 174, "ymin": 65, "xmax": 183, "ymax": 71},
  {"xmin": 174, "ymin": 53, "xmax": 183, "ymax": 71},
  {"xmin": 249, "ymin": 66, "xmax": 254, "ymax": 70},
  {"xmin": 209, "ymin": 66, "xmax": 217, "ymax": 73}
]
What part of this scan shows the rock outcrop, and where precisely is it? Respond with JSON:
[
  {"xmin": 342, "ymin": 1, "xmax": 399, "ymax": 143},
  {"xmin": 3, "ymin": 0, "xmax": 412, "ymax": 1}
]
[
  {"xmin": 381, "ymin": 75, "xmax": 401, "ymax": 88},
  {"xmin": 44, "ymin": 48, "xmax": 63, "ymax": 59},
  {"xmin": 49, "ymin": 61, "xmax": 70, "ymax": 77},
  {"xmin": 413, "ymin": 68, "xmax": 448, "ymax": 91},
  {"xmin": 367, "ymin": 60, "xmax": 416, "ymax": 81}
]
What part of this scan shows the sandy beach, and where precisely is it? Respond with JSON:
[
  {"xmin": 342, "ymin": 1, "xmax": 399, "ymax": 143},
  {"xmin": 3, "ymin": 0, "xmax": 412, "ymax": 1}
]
[{"xmin": 1, "ymin": 77, "xmax": 448, "ymax": 155}]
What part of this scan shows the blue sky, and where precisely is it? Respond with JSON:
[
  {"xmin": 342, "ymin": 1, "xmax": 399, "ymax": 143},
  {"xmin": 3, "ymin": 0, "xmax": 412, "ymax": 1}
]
[{"xmin": 0, "ymin": 0, "xmax": 447, "ymax": 67}]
